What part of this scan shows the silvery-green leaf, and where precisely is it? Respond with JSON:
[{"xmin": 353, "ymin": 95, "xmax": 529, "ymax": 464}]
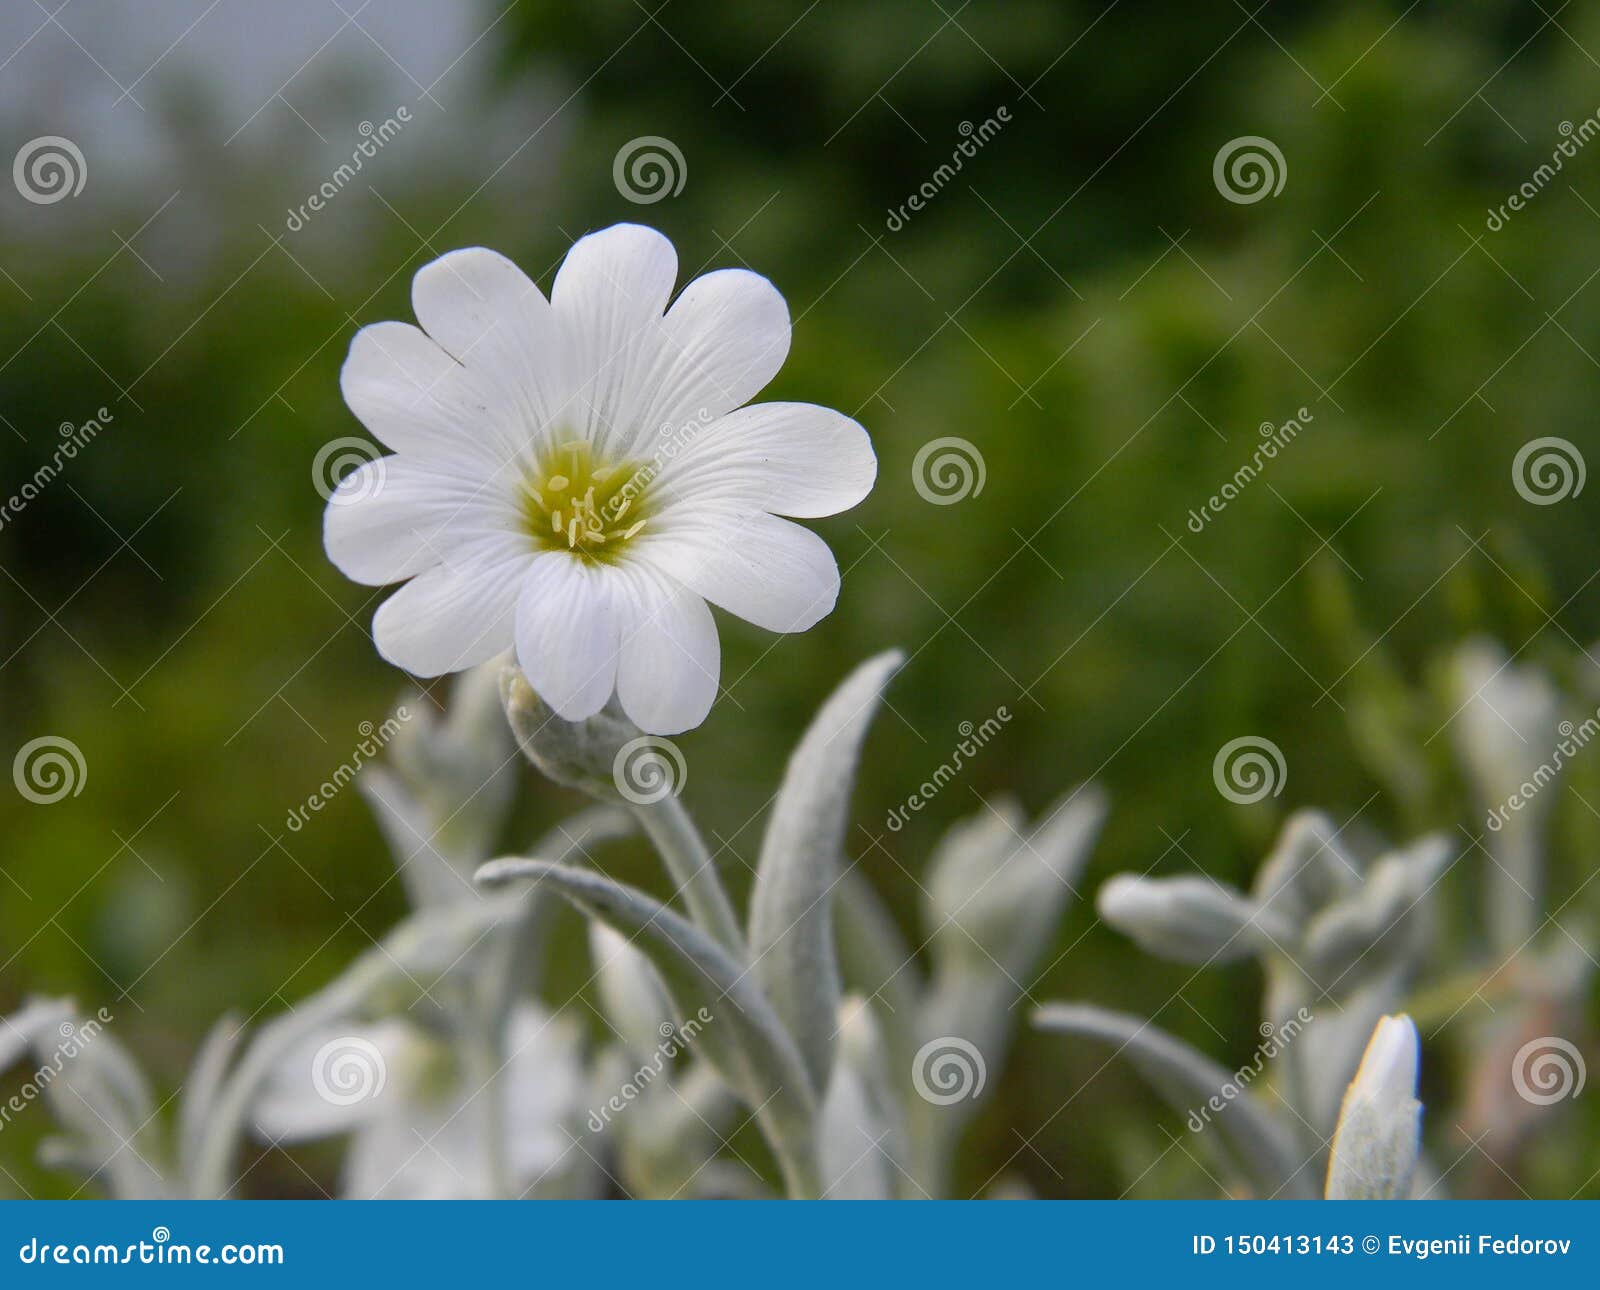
[
  {"xmin": 819, "ymin": 997, "xmax": 904, "ymax": 1199},
  {"xmin": 359, "ymin": 765, "xmax": 471, "ymax": 909},
  {"xmin": 589, "ymin": 922, "xmax": 676, "ymax": 1059},
  {"xmin": 1034, "ymin": 1002, "xmax": 1314, "ymax": 1198},
  {"xmin": 178, "ymin": 1012, "xmax": 245, "ymax": 1189},
  {"xmin": 1325, "ymin": 1014, "xmax": 1422, "ymax": 1200},
  {"xmin": 1300, "ymin": 836, "xmax": 1451, "ymax": 985},
  {"xmin": 1097, "ymin": 874, "xmax": 1292, "ymax": 964},
  {"xmin": 478, "ymin": 857, "xmax": 820, "ymax": 1195},
  {"xmin": 927, "ymin": 789, "xmax": 1106, "ymax": 979},
  {"xmin": 1251, "ymin": 810, "xmax": 1362, "ymax": 931},
  {"xmin": 749, "ymin": 650, "xmax": 903, "ymax": 1094}
]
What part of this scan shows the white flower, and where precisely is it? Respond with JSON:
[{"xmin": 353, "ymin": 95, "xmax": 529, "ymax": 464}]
[
  {"xmin": 1325, "ymin": 1013, "xmax": 1422, "ymax": 1200},
  {"xmin": 325, "ymin": 223, "xmax": 877, "ymax": 734}
]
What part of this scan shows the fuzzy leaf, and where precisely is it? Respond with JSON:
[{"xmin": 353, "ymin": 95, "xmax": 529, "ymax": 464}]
[
  {"xmin": 1097, "ymin": 874, "xmax": 1291, "ymax": 964},
  {"xmin": 479, "ymin": 858, "xmax": 820, "ymax": 1192},
  {"xmin": 1325, "ymin": 1014, "xmax": 1422, "ymax": 1199},
  {"xmin": 1034, "ymin": 1002, "xmax": 1314, "ymax": 1199},
  {"xmin": 748, "ymin": 650, "xmax": 903, "ymax": 1094}
]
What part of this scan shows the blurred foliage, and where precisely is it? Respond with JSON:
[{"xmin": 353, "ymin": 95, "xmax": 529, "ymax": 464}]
[{"xmin": 2, "ymin": 0, "xmax": 1598, "ymax": 1197}]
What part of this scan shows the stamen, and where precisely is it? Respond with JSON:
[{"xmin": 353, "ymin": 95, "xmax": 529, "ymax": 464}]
[
  {"xmin": 567, "ymin": 517, "xmax": 579, "ymax": 548},
  {"xmin": 622, "ymin": 520, "xmax": 646, "ymax": 540},
  {"xmin": 548, "ymin": 474, "xmax": 569, "ymax": 492}
]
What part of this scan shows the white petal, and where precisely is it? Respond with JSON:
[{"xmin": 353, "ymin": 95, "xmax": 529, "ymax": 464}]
[
  {"xmin": 323, "ymin": 455, "xmax": 520, "ymax": 586},
  {"xmin": 250, "ymin": 1022, "xmax": 409, "ymax": 1144},
  {"xmin": 411, "ymin": 248, "xmax": 569, "ymax": 439},
  {"xmin": 644, "ymin": 510, "xmax": 841, "ymax": 633},
  {"xmin": 340, "ymin": 321, "xmax": 521, "ymax": 466},
  {"xmin": 653, "ymin": 402, "xmax": 875, "ymax": 518},
  {"xmin": 614, "ymin": 566, "xmax": 720, "ymax": 734},
  {"xmin": 514, "ymin": 553, "xmax": 621, "ymax": 720},
  {"xmin": 372, "ymin": 546, "xmax": 528, "ymax": 676},
  {"xmin": 551, "ymin": 224, "xmax": 678, "ymax": 458},
  {"xmin": 630, "ymin": 269, "xmax": 790, "ymax": 449}
]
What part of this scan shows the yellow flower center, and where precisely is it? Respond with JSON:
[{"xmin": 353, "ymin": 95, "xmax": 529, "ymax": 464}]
[{"xmin": 520, "ymin": 440, "xmax": 651, "ymax": 563}]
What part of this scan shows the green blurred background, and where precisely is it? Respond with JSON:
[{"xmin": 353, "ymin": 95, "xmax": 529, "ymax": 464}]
[{"xmin": 2, "ymin": 0, "xmax": 1598, "ymax": 1197}]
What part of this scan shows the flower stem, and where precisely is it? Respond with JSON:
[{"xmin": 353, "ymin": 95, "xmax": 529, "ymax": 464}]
[{"xmin": 630, "ymin": 795, "xmax": 746, "ymax": 959}]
